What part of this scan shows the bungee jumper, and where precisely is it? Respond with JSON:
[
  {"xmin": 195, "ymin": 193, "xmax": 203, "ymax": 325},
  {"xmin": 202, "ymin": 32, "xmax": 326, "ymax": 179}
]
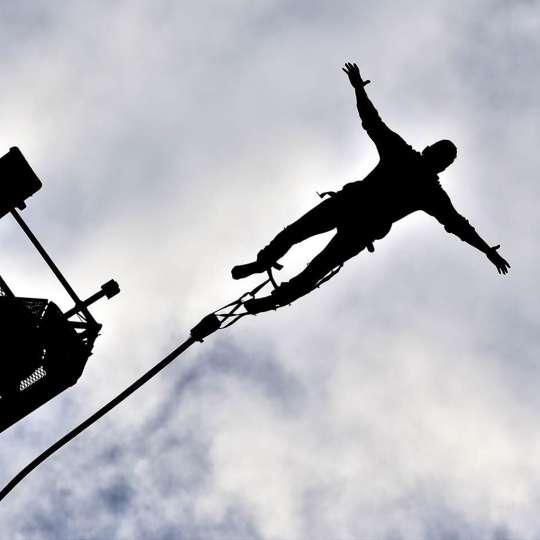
[{"xmin": 232, "ymin": 62, "xmax": 510, "ymax": 313}]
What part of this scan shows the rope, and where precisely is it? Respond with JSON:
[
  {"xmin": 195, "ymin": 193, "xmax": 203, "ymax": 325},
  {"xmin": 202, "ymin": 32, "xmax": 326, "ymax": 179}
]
[
  {"xmin": 0, "ymin": 277, "xmax": 270, "ymax": 502},
  {"xmin": 0, "ymin": 265, "xmax": 342, "ymax": 502}
]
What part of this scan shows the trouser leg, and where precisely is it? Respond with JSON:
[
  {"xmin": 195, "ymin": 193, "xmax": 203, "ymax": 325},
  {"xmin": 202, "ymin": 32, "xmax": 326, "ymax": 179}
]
[
  {"xmin": 243, "ymin": 228, "xmax": 366, "ymax": 313},
  {"xmin": 257, "ymin": 197, "xmax": 340, "ymax": 266},
  {"xmin": 276, "ymin": 231, "xmax": 365, "ymax": 301}
]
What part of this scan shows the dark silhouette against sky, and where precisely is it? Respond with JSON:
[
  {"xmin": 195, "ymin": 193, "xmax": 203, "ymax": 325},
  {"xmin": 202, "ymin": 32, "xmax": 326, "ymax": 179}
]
[{"xmin": 232, "ymin": 63, "xmax": 510, "ymax": 314}]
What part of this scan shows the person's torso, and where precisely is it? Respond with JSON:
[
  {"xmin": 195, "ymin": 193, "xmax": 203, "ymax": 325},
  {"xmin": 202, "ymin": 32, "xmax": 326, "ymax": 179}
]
[{"xmin": 336, "ymin": 146, "xmax": 442, "ymax": 239}]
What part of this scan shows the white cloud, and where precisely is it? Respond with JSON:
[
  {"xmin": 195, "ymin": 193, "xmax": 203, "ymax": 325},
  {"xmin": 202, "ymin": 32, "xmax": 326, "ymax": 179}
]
[{"xmin": 0, "ymin": 1, "xmax": 538, "ymax": 539}]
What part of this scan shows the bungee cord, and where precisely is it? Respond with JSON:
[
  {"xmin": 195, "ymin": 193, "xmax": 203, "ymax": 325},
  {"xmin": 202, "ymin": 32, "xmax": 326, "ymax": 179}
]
[{"xmin": 0, "ymin": 267, "xmax": 342, "ymax": 503}]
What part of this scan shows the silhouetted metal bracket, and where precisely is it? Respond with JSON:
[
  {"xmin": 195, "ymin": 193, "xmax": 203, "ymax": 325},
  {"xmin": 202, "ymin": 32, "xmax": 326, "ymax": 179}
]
[
  {"xmin": 1, "ymin": 147, "xmax": 121, "ymax": 349},
  {"xmin": 0, "ymin": 147, "xmax": 121, "ymax": 433},
  {"xmin": 0, "ymin": 147, "xmax": 42, "ymax": 218}
]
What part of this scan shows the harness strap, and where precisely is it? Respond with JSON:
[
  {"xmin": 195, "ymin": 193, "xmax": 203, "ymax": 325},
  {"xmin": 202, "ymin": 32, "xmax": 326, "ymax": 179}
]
[{"xmin": 316, "ymin": 190, "xmax": 337, "ymax": 199}]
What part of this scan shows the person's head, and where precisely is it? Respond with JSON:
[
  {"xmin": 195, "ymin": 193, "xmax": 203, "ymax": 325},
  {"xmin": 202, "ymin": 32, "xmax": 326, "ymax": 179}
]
[{"xmin": 422, "ymin": 139, "xmax": 457, "ymax": 173}]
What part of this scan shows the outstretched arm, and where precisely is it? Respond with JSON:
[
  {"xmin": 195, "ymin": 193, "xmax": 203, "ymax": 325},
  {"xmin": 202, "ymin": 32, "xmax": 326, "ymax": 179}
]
[
  {"xmin": 426, "ymin": 189, "xmax": 511, "ymax": 275},
  {"xmin": 342, "ymin": 62, "xmax": 406, "ymax": 155}
]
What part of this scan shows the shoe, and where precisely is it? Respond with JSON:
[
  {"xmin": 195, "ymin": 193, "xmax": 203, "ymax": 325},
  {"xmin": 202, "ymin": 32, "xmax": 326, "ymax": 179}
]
[{"xmin": 231, "ymin": 261, "xmax": 267, "ymax": 280}]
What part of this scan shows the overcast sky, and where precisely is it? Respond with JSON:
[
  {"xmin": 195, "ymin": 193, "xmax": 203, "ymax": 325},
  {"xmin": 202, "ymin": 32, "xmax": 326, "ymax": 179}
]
[{"xmin": 0, "ymin": 1, "xmax": 539, "ymax": 539}]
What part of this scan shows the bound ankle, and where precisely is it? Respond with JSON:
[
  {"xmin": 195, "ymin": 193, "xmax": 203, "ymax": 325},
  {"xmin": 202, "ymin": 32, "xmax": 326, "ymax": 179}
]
[{"xmin": 256, "ymin": 247, "xmax": 275, "ymax": 267}]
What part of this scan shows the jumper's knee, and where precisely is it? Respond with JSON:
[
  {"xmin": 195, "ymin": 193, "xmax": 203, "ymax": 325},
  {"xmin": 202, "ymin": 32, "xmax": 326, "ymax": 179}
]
[
  {"xmin": 256, "ymin": 226, "xmax": 298, "ymax": 265},
  {"xmin": 274, "ymin": 224, "xmax": 300, "ymax": 244}
]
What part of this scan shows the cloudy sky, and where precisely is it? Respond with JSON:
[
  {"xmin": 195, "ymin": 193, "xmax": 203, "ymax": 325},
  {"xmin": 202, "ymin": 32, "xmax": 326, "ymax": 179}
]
[{"xmin": 0, "ymin": 1, "xmax": 539, "ymax": 538}]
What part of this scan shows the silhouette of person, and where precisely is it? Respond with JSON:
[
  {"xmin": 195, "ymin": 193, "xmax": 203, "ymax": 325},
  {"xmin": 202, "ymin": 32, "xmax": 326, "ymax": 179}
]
[{"xmin": 232, "ymin": 62, "xmax": 510, "ymax": 313}]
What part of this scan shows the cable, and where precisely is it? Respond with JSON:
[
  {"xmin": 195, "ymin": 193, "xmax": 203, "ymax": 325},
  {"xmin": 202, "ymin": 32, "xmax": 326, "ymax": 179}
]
[
  {"xmin": 0, "ymin": 270, "xmax": 338, "ymax": 502},
  {"xmin": 0, "ymin": 279, "xmax": 264, "ymax": 503},
  {"xmin": 0, "ymin": 337, "xmax": 196, "ymax": 502}
]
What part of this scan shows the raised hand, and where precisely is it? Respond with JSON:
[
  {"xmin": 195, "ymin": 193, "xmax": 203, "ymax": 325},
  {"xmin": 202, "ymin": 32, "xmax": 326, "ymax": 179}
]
[
  {"xmin": 486, "ymin": 245, "xmax": 511, "ymax": 275},
  {"xmin": 342, "ymin": 62, "xmax": 370, "ymax": 88}
]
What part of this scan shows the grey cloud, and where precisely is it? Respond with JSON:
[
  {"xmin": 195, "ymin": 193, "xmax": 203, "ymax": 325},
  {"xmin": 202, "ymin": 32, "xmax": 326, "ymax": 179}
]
[{"xmin": 1, "ymin": 0, "xmax": 539, "ymax": 539}]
